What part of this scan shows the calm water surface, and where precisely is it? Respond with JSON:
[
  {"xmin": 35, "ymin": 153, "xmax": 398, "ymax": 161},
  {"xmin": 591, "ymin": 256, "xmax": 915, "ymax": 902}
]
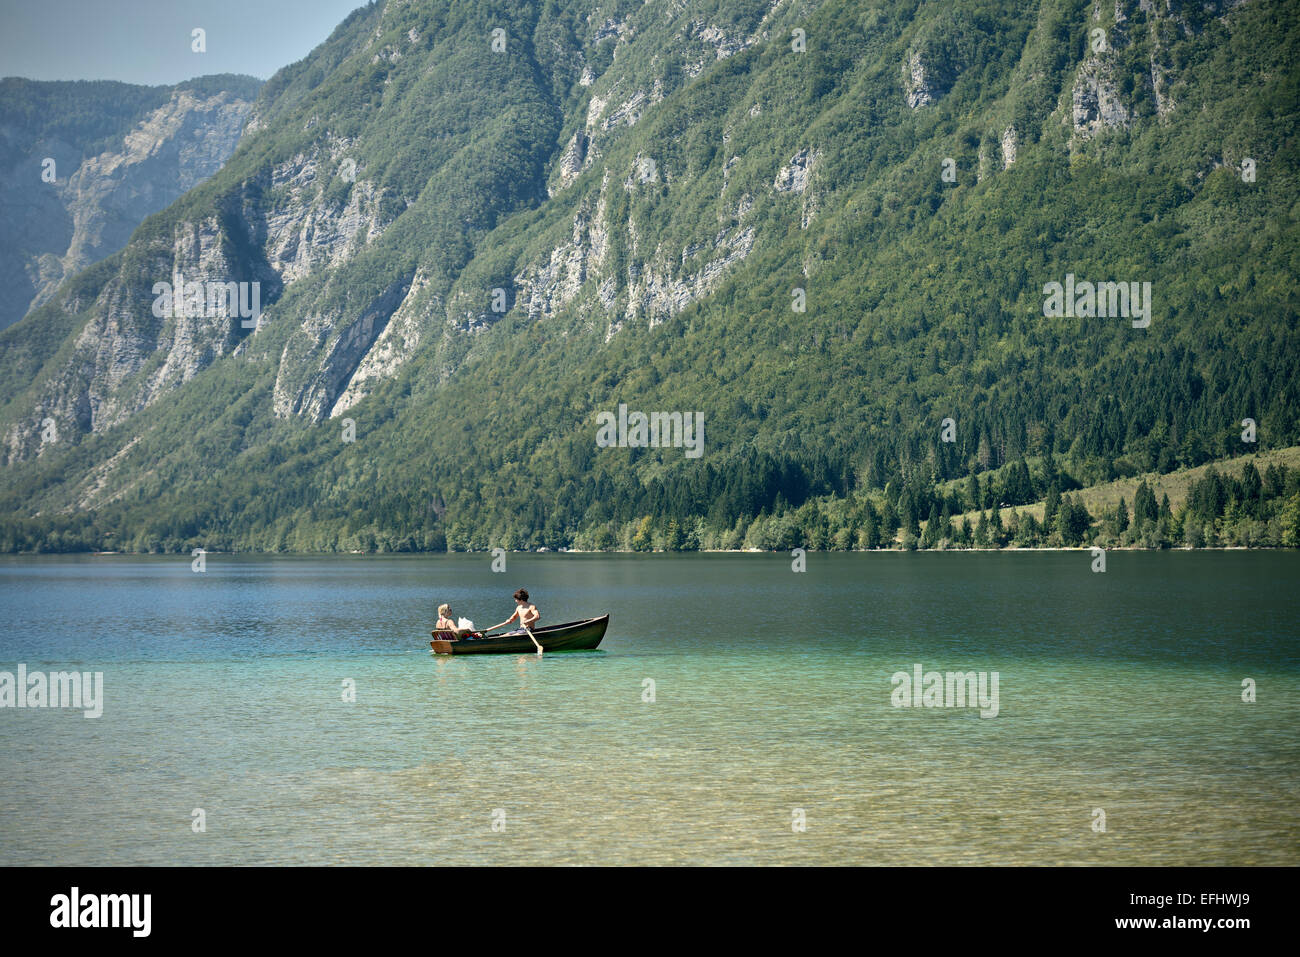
[{"xmin": 1, "ymin": 551, "xmax": 1296, "ymax": 865}]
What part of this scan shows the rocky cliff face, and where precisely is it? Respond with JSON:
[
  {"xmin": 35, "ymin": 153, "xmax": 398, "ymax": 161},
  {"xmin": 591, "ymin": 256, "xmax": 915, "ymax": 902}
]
[
  {"xmin": 2, "ymin": 211, "xmax": 266, "ymax": 461},
  {"xmin": 0, "ymin": 2, "xmax": 780, "ymax": 463},
  {"xmin": 1, "ymin": 124, "xmax": 399, "ymax": 459},
  {"xmin": 0, "ymin": 82, "xmax": 257, "ymax": 331},
  {"xmin": 904, "ymin": 50, "xmax": 949, "ymax": 109},
  {"xmin": 1071, "ymin": 57, "xmax": 1131, "ymax": 141}
]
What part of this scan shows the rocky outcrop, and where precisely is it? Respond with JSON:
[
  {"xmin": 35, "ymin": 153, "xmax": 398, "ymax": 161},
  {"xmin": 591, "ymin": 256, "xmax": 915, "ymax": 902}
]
[
  {"xmin": 256, "ymin": 142, "xmax": 389, "ymax": 285},
  {"xmin": 622, "ymin": 223, "xmax": 755, "ymax": 329},
  {"xmin": 904, "ymin": 51, "xmax": 948, "ymax": 109},
  {"xmin": 2, "ymin": 209, "xmax": 275, "ymax": 462},
  {"xmin": 1001, "ymin": 127, "xmax": 1018, "ymax": 168},
  {"xmin": 683, "ymin": 19, "xmax": 765, "ymax": 77},
  {"xmin": 592, "ymin": 16, "xmax": 628, "ymax": 44},
  {"xmin": 549, "ymin": 131, "xmax": 590, "ymax": 196},
  {"xmin": 516, "ymin": 151, "xmax": 759, "ymax": 338},
  {"xmin": 1071, "ymin": 57, "xmax": 1130, "ymax": 140},
  {"xmin": 1, "ymin": 124, "xmax": 396, "ymax": 459},
  {"xmin": 774, "ymin": 148, "xmax": 816, "ymax": 193},
  {"xmin": 774, "ymin": 148, "xmax": 819, "ymax": 228},
  {"xmin": 516, "ymin": 172, "xmax": 613, "ymax": 325},
  {"xmin": 1151, "ymin": 56, "xmax": 1175, "ymax": 117},
  {"xmin": 0, "ymin": 85, "xmax": 256, "ymax": 331},
  {"xmin": 331, "ymin": 270, "xmax": 436, "ymax": 417},
  {"xmin": 597, "ymin": 89, "xmax": 648, "ymax": 132},
  {"xmin": 272, "ymin": 274, "xmax": 412, "ymax": 422}
]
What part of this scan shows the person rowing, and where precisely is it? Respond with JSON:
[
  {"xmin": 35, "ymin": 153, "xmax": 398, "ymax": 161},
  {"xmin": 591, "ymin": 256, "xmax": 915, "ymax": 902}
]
[{"xmin": 487, "ymin": 589, "xmax": 540, "ymax": 637}]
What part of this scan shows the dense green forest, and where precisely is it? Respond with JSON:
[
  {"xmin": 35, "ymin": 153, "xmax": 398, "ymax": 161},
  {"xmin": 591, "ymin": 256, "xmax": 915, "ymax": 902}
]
[
  {"xmin": 4, "ymin": 453, "xmax": 1297, "ymax": 553},
  {"xmin": 0, "ymin": 0, "xmax": 1297, "ymax": 554}
]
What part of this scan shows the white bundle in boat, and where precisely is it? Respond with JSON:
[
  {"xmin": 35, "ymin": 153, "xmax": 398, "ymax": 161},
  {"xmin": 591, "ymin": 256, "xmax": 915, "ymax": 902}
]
[{"xmin": 458, "ymin": 617, "xmax": 474, "ymax": 631}]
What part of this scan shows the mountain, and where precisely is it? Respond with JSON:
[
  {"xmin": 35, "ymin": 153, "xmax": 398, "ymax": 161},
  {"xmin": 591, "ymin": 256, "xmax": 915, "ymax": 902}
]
[
  {"xmin": 0, "ymin": 74, "xmax": 262, "ymax": 331},
  {"xmin": 0, "ymin": 0, "xmax": 1297, "ymax": 554}
]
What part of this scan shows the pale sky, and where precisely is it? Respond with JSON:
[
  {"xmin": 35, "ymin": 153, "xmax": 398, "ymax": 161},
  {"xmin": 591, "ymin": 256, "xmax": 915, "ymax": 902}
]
[{"xmin": 0, "ymin": 0, "xmax": 370, "ymax": 86}]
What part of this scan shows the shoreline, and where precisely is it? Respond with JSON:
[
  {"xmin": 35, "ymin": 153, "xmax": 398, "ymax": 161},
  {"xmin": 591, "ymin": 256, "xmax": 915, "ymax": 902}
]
[{"xmin": 0, "ymin": 544, "xmax": 1279, "ymax": 558}]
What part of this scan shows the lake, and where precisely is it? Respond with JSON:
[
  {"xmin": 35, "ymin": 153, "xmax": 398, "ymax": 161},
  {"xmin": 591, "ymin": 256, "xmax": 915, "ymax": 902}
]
[{"xmin": 1, "ymin": 551, "xmax": 1296, "ymax": 865}]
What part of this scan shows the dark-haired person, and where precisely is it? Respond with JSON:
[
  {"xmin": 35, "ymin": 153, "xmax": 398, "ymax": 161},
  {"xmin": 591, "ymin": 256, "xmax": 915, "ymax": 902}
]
[{"xmin": 488, "ymin": 588, "xmax": 540, "ymax": 635}]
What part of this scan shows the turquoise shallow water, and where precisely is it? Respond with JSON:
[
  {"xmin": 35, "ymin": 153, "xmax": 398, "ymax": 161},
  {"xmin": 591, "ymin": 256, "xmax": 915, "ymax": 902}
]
[{"xmin": 1, "ymin": 551, "xmax": 1297, "ymax": 865}]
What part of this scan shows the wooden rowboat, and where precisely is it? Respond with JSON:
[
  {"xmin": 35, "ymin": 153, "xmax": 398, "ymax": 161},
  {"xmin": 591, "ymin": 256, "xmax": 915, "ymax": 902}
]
[{"xmin": 430, "ymin": 615, "xmax": 609, "ymax": 655}]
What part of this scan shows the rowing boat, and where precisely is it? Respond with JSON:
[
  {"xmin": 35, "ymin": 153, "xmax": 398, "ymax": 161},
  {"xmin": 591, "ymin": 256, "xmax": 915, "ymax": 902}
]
[{"xmin": 430, "ymin": 614, "xmax": 609, "ymax": 655}]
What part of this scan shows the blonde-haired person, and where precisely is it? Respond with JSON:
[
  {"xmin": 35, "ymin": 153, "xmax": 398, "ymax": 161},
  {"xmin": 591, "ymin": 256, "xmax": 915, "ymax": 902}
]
[{"xmin": 434, "ymin": 603, "xmax": 464, "ymax": 637}]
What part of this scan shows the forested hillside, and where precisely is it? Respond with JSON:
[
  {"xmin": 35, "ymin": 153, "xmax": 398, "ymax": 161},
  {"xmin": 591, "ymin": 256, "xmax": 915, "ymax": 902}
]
[{"xmin": 0, "ymin": 0, "xmax": 1297, "ymax": 553}]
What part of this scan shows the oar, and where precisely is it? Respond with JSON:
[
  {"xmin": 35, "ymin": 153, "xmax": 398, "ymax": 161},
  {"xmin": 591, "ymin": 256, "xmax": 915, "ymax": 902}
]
[{"xmin": 523, "ymin": 623, "xmax": 543, "ymax": 656}]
